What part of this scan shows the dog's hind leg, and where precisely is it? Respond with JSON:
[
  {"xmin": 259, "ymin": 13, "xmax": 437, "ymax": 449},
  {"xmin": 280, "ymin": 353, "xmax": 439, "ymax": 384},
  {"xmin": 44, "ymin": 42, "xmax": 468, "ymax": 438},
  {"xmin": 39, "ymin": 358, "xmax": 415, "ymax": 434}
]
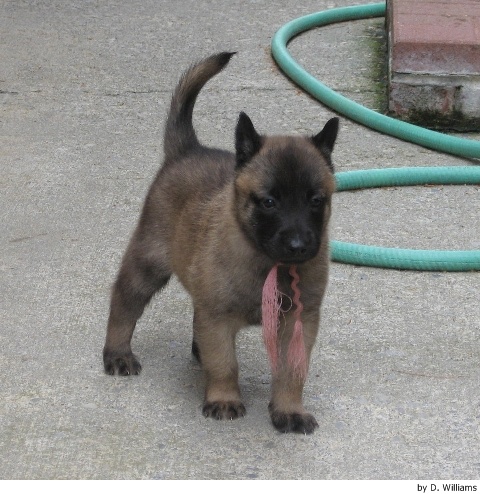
[
  {"xmin": 193, "ymin": 308, "xmax": 246, "ymax": 420},
  {"xmin": 103, "ymin": 242, "xmax": 171, "ymax": 376}
]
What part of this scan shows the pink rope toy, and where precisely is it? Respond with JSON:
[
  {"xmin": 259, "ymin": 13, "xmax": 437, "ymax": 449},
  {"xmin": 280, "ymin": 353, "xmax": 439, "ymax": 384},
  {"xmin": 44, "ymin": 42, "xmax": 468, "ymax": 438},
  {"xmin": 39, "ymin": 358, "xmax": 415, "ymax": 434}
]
[{"xmin": 261, "ymin": 264, "xmax": 307, "ymax": 379}]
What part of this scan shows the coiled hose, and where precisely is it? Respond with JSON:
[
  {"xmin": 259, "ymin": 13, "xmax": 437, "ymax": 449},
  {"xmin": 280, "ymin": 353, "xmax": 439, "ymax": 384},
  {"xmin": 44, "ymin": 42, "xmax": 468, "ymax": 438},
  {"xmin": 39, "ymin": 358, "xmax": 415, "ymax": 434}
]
[{"xmin": 271, "ymin": 1, "xmax": 480, "ymax": 271}]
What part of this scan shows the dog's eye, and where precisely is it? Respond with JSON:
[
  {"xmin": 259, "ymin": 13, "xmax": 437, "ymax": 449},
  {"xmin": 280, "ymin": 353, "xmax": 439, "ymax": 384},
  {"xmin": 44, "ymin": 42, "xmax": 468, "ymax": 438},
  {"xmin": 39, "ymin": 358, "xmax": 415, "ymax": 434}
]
[
  {"xmin": 310, "ymin": 195, "xmax": 326, "ymax": 207},
  {"xmin": 261, "ymin": 197, "xmax": 276, "ymax": 209}
]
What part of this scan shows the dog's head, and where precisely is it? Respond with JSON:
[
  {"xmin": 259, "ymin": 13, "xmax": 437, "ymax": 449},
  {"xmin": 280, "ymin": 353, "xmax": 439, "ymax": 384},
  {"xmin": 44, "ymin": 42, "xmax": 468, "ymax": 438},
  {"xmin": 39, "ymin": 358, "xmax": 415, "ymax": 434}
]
[{"xmin": 234, "ymin": 112, "xmax": 338, "ymax": 265}]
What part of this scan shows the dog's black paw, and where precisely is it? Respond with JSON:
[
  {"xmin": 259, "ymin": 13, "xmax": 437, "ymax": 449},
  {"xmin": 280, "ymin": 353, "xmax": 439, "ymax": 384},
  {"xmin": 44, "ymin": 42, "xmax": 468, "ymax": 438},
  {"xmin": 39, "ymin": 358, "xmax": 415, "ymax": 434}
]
[
  {"xmin": 203, "ymin": 400, "xmax": 246, "ymax": 420},
  {"xmin": 269, "ymin": 404, "xmax": 318, "ymax": 434},
  {"xmin": 103, "ymin": 349, "xmax": 142, "ymax": 376}
]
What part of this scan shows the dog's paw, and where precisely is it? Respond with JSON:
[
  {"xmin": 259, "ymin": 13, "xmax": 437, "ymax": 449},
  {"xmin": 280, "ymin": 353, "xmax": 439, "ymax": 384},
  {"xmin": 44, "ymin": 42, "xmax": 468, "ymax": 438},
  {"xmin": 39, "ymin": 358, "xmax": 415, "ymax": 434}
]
[
  {"xmin": 269, "ymin": 404, "xmax": 318, "ymax": 434},
  {"xmin": 202, "ymin": 400, "xmax": 246, "ymax": 420},
  {"xmin": 103, "ymin": 349, "xmax": 142, "ymax": 376}
]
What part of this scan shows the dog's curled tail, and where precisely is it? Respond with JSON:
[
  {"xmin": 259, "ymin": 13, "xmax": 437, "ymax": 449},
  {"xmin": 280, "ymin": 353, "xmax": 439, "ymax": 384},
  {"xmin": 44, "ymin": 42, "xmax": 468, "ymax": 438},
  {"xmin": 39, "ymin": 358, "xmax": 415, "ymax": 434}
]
[{"xmin": 163, "ymin": 51, "xmax": 236, "ymax": 162}]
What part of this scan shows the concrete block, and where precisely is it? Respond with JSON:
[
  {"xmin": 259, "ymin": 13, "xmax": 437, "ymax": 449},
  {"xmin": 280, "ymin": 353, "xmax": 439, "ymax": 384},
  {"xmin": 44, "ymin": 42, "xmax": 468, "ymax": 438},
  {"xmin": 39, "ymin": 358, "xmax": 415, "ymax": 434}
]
[{"xmin": 387, "ymin": 0, "xmax": 480, "ymax": 129}]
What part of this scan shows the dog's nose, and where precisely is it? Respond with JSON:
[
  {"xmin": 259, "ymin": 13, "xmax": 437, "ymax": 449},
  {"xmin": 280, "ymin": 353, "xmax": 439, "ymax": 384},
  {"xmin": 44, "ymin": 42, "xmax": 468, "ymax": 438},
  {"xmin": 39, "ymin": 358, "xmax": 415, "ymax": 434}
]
[{"xmin": 287, "ymin": 235, "xmax": 308, "ymax": 256}]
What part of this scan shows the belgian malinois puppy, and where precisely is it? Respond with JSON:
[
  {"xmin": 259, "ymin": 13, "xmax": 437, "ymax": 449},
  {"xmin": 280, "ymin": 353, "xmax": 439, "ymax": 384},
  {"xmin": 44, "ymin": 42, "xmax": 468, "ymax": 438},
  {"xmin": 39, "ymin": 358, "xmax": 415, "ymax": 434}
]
[{"xmin": 103, "ymin": 52, "xmax": 339, "ymax": 434}]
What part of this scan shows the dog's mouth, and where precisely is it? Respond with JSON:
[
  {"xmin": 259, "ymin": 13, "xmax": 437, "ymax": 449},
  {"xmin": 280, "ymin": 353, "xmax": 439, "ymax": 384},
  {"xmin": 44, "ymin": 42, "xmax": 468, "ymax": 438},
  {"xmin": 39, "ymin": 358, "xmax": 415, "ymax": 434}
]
[
  {"xmin": 276, "ymin": 255, "xmax": 314, "ymax": 266},
  {"xmin": 278, "ymin": 257, "xmax": 310, "ymax": 265},
  {"xmin": 264, "ymin": 242, "xmax": 320, "ymax": 266}
]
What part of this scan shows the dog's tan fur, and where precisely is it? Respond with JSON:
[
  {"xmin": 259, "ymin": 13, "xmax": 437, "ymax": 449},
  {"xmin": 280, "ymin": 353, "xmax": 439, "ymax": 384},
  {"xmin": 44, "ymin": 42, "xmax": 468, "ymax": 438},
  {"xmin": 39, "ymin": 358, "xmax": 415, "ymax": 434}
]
[{"xmin": 103, "ymin": 52, "xmax": 339, "ymax": 433}]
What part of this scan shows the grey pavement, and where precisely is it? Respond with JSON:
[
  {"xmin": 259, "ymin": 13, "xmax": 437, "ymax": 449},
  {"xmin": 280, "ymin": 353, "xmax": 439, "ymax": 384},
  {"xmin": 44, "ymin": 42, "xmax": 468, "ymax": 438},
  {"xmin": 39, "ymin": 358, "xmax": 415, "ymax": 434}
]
[{"xmin": 1, "ymin": 0, "xmax": 479, "ymax": 480}]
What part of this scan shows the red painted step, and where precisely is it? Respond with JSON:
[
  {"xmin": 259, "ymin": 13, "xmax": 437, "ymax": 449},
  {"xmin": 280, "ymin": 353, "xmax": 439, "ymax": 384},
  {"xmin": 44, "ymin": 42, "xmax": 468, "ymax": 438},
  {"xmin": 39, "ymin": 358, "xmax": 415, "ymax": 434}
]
[{"xmin": 387, "ymin": 0, "xmax": 480, "ymax": 129}]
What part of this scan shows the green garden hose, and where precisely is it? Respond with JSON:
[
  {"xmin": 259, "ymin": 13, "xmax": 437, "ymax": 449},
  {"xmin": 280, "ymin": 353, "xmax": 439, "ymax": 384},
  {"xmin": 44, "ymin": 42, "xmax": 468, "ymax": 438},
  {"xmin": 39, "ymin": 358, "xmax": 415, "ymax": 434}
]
[
  {"xmin": 271, "ymin": 1, "xmax": 480, "ymax": 271},
  {"xmin": 334, "ymin": 167, "xmax": 480, "ymax": 271}
]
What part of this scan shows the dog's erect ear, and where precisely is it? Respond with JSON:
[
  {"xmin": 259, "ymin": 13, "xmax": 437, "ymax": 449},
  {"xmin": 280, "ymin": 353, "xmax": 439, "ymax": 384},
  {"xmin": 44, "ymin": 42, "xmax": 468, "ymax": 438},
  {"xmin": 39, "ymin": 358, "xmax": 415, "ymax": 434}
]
[
  {"xmin": 311, "ymin": 117, "xmax": 339, "ymax": 170},
  {"xmin": 235, "ymin": 112, "xmax": 262, "ymax": 168}
]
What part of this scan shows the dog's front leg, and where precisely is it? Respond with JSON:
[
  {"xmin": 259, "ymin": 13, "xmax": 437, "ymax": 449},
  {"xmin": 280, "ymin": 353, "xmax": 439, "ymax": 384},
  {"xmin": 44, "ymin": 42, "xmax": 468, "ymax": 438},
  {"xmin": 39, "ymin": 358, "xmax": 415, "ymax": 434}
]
[
  {"xmin": 268, "ymin": 311, "xmax": 320, "ymax": 434},
  {"xmin": 193, "ymin": 309, "xmax": 246, "ymax": 420}
]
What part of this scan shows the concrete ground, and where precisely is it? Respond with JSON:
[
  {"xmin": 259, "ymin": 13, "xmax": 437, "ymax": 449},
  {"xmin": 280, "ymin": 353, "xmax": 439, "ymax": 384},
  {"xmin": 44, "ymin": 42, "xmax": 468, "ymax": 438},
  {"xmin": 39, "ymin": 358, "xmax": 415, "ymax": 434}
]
[{"xmin": 1, "ymin": 0, "xmax": 479, "ymax": 480}]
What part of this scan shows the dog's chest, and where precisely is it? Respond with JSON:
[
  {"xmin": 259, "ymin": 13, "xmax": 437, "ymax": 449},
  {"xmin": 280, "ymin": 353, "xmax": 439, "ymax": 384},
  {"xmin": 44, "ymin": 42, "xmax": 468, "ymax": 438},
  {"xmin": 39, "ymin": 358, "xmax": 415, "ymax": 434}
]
[
  {"xmin": 222, "ymin": 275, "xmax": 264, "ymax": 325},
  {"xmin": 221, "ymin": 268, "xmax": 297, "ymax": 326}
]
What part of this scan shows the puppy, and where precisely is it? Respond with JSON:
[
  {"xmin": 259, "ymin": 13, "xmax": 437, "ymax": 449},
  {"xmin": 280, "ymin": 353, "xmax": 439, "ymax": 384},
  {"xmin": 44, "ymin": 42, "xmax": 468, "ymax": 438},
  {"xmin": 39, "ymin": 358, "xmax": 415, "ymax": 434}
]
[{"xmin": 103, "ymin": 52, "xmax": 339, "ymax": 434}]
